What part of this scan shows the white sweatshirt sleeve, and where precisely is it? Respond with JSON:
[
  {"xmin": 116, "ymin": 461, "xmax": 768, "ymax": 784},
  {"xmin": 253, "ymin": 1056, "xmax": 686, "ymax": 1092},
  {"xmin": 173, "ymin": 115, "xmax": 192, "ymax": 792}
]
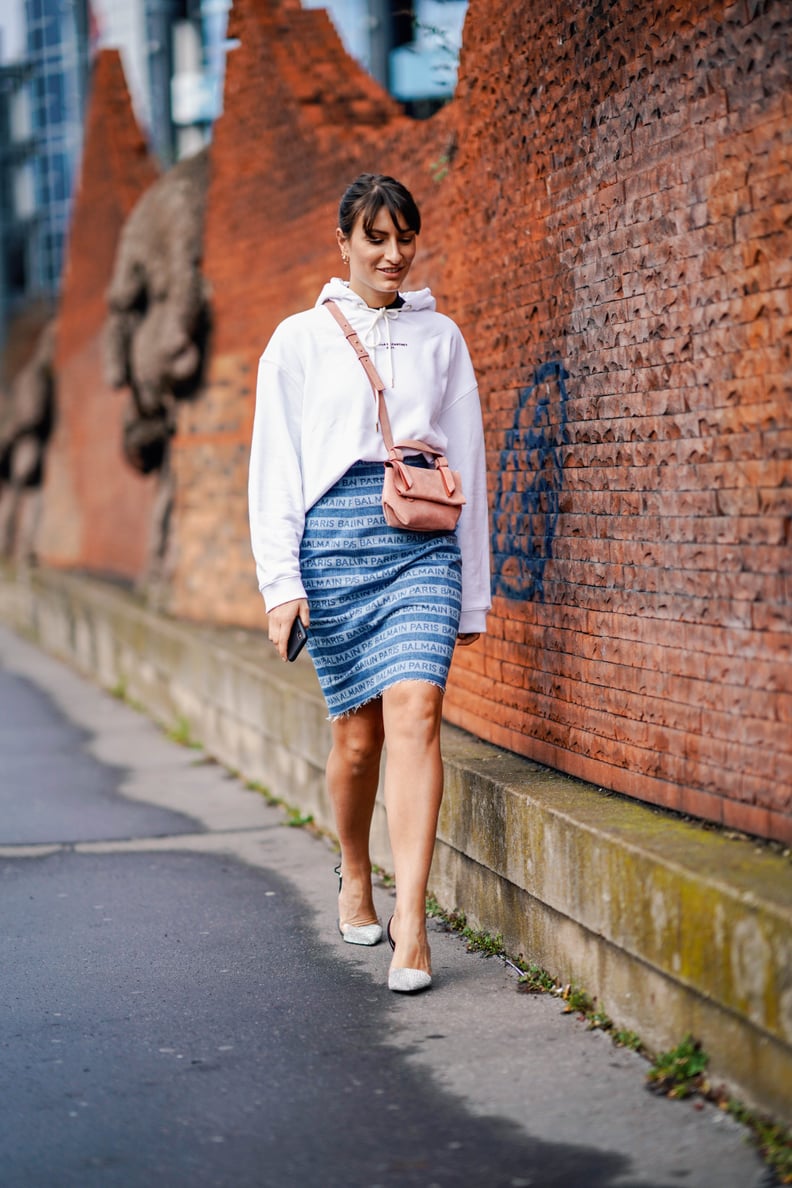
[
  {"xmin": 439, "ymin": 331, "xmax": 492, "ymax": 634},
  {"xmin": 248, "ymin": 347, "xmax": 307, "ymax": 611}
]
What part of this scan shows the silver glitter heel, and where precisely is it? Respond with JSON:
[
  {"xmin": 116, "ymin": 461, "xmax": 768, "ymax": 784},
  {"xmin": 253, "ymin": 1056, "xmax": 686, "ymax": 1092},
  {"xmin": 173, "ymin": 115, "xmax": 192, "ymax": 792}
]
[
  {"xmin": 334, "ymin": 864, "xmax": 383, "ymax": 946},
  {"xmin": 386, "ymin": 916, "xmax": 432, "ymax": 993}
]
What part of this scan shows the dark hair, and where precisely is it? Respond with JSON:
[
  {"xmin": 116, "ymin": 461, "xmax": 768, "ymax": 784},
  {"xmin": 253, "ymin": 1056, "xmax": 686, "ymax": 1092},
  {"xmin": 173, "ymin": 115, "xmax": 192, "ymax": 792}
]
[{"xmin": 338, "ymin": 174, "xmax": 421, "ymax": 238}]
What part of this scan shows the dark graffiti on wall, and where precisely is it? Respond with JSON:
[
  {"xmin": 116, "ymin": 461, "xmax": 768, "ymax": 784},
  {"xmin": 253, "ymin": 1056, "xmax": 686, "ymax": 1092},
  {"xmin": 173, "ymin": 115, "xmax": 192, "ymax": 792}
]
[{"xmin": 490, "ymin": 359, "xmax": 568, "ymax": 602}]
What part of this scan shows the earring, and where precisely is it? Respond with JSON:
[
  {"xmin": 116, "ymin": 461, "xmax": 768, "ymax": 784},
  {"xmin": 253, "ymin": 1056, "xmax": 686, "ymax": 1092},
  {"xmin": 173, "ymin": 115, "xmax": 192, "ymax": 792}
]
[{"xmin": 342, "ymin": 254, "xmax": 349, "ymax": 264}]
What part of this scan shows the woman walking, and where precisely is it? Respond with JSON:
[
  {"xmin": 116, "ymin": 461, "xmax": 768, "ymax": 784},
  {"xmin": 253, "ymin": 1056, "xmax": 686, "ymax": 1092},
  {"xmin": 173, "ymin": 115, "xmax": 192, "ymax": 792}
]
[{"xmin": 248, "ymin": 173, "xmax": 490, "ymax": 992}]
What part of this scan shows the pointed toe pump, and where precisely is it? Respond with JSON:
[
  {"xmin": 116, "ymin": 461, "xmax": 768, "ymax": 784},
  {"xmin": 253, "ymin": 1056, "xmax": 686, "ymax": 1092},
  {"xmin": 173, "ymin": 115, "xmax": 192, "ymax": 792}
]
[
  {"xmin": 386, "ymin": 916, "xmax": 432, "ymax": 994},
  {"xmin": 388, "ymin": 967, "xmax": 432, "ymax": 993},
  {"xmin": 334, "ymin": 864, "xmax": 383, "ymax": 947},
  {"xmin": 341, "ymin": 920, "xmax": 384, "ymax": 946}
]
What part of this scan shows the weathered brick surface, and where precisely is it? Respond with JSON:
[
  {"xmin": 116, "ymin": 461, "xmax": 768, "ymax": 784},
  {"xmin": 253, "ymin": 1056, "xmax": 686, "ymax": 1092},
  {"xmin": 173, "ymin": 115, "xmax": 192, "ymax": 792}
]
[
  {"xmin": 46, "ymin": 2, "xmax": 792, "ymax": 840},
  {"xmin": 36, "ymin": 51, "xmax": 160, "ymax": 577},
  {"xmin": 435, "ymin": 0, "xmax": 792, "ymax": 841}
]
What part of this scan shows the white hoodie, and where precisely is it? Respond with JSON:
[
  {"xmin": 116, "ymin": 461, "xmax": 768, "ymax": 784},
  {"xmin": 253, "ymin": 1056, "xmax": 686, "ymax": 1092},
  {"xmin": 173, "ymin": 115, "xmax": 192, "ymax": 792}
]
[{"xmin": 248, "ymin": 279, "xmax": 491, "ymax": 634}]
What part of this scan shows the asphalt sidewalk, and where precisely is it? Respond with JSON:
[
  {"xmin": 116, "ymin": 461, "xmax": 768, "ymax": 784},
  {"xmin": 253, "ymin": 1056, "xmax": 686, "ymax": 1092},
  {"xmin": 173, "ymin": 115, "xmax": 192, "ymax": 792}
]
[{"xmin": 0, "ymin": 624, "xmax": 771, "ymax": 1187}]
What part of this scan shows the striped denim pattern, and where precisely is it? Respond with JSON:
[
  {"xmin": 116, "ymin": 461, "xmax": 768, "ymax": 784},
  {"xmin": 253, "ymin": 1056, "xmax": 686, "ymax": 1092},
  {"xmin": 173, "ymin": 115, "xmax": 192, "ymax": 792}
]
[{"xmin": 300, "ymin": 462, "xmax": 462, "ymax": 718}]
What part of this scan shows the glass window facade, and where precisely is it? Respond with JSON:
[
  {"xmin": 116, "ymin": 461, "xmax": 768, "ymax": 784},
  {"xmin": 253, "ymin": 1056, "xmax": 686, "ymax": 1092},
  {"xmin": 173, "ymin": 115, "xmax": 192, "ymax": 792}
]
[
  {"xmin": 23, "ymin": 0, "xmax": 89, "ymax": 292},
  {"xmin": 0, "ymin": 60, "xmax": 36, "ymax": 334}
]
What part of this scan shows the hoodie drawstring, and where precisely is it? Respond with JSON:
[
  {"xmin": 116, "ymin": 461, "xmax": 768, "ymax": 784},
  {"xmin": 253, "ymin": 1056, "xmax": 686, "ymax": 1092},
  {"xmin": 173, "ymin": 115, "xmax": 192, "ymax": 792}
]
[{"xmin": 360, "ymin": 305, "xmax": 400, "ymax": 389}]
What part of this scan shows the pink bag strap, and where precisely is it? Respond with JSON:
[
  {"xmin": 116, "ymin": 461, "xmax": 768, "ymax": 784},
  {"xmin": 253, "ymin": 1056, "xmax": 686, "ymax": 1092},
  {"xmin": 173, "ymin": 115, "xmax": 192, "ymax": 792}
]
[
  {"xmin": 323, "ymin": 299, "xmax": 395, "ymax": 449},
  {"xmin": 324, "ymin": 299, "xmax": 440, "ymax": 462}
]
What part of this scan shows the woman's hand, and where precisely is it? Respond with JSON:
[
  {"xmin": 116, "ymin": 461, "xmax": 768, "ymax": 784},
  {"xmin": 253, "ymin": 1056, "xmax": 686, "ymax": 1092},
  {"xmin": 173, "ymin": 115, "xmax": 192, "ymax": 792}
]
[
  {"xmin": 456, "ymin": 633, "xmax": 480, "ymax": 647},
  {"xmin": 268, "ymin": 598, "xmax": 310, "ymax": 661}
]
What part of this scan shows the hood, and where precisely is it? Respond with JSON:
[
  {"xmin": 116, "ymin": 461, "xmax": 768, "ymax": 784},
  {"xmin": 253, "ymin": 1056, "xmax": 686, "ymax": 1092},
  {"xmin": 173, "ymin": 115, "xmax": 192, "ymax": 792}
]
[
  {"xmin": 315, "ymin": 279, "xmax": 436, "ymax": 387},
  {"xmin": 315, "ymin": 277, "xmax": 436, "ymax": 314}
]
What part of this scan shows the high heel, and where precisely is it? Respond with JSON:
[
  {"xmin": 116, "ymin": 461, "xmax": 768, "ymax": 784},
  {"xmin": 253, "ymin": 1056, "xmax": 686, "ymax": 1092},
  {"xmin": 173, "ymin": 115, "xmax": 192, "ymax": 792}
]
[
  {"xmin": 389, "ymin": 967, "xmax": 432, "ymax": 993},
  {"xmin": 386, "ymin": 915, "xmax": 432, "ymax": 993},
  {"xmin": 341, "ymin": 921, "xmax": 383, "ymax": 946},
  {"xmin": 335, "ymin": 863, "xmax": 383, "ymax": 947}
]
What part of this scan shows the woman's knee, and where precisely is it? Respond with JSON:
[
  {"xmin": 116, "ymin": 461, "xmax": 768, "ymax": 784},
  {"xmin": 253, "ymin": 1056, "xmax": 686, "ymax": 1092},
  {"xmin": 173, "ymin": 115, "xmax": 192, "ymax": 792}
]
[
  {"xmin": 331, "ymin": 706, "xmax": 385, "ymax": 776},
  {"xmin": 383, "ymin": 682, "xmax": 444, "ymax": 747}
]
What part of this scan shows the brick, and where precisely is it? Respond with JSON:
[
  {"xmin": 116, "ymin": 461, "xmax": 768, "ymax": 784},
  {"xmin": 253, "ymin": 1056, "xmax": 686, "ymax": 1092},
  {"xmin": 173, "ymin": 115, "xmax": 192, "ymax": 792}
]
[
  {"xmin": 722, "ymin": 799, "xmax": 773, "ymax": 839},
  {"xmin": 37, "ymin": 52, "xmax": 159, "ymax": 578}
]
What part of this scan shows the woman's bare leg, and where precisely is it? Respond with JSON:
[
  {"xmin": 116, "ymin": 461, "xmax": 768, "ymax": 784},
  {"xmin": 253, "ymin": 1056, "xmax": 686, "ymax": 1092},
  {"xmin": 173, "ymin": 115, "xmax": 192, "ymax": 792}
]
[
  {"xmin": 381, "ymin": 681, "xmax": 445, "ymax": 974},
  {"xmin": 327, "ymin": 700, "xmax": 385, "ymax": 926}
]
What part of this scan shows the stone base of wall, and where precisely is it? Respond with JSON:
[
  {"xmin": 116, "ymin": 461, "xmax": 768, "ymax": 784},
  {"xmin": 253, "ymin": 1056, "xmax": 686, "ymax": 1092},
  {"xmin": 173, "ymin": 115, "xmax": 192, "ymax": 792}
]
[{"xmin": 1, "ymin": 565, "xmax": 789, "ymax": 1121}]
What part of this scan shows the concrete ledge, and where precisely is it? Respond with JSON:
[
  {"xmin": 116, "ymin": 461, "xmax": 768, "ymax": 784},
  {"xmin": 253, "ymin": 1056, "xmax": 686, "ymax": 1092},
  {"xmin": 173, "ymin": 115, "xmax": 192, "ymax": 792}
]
[{"xmin": 2, "ymin": 566, "xmax": 790, "ymax": 1120}]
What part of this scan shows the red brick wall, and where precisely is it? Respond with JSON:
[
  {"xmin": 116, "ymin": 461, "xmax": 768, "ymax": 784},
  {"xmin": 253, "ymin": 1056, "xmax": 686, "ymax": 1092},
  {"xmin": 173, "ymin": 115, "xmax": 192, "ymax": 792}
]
[
  {"xmin": 37, "ymin": 51, "xmax": 160, "ymax": 578},
  {"xmin": 439, "ymin": 0, "xmax": 792, "ymax": 843},
  {"xmin": 51, "ymin": 3, "xmax": 792, "ymax": 841}
]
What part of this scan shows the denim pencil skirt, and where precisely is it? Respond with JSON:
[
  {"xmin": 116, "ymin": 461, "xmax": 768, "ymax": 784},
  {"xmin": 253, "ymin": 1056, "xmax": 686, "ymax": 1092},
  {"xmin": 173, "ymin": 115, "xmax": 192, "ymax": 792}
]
[{"xmin": 299, "ymin": 461, "xmax": 462, "ymax": 719}]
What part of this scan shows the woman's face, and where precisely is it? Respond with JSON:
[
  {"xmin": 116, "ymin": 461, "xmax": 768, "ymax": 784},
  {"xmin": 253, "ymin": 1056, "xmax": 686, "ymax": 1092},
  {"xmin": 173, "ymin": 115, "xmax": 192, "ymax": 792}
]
[{"xmin": 337, "ymin": 206, "xmax": 418, "ymax": 308}]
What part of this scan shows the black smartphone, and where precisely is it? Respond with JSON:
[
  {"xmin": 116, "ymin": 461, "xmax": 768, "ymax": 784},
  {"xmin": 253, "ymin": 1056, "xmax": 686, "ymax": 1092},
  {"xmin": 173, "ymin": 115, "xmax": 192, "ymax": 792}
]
[{"xmin": 286, "ymin": 617, "xmax": 308, "ymax": 662}]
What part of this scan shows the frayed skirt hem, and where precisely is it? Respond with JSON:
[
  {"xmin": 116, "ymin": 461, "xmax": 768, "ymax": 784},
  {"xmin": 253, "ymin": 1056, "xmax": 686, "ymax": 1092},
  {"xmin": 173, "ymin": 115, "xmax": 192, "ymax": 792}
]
[{"xmin": 325, "ymin": 676, "xmax": 448, "ymax": 723}]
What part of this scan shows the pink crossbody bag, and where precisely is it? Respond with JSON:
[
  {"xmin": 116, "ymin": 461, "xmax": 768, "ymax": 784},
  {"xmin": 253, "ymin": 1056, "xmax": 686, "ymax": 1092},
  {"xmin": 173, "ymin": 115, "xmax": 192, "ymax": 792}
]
[{"xmin": 324, "ymin": 300, "xmax": 465, "ymax": 532}]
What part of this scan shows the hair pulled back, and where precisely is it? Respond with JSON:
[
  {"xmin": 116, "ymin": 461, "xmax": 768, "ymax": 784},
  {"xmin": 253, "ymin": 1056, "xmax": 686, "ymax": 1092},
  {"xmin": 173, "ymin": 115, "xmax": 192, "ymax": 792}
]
[{"xmin": 338, "ymin": 174, "xmax": 421, "ymax": 238}]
